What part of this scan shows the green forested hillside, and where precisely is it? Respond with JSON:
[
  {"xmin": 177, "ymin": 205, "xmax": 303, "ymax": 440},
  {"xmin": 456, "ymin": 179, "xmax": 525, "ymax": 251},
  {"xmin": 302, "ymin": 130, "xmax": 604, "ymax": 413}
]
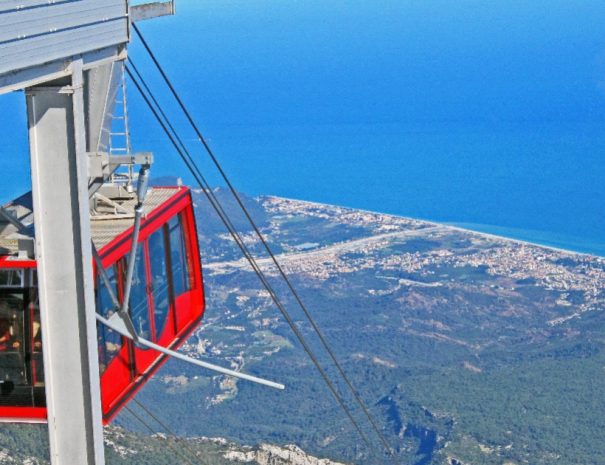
[{"xmin": 4, "ymin": 192, "xmax": 605, "ymax": 465}]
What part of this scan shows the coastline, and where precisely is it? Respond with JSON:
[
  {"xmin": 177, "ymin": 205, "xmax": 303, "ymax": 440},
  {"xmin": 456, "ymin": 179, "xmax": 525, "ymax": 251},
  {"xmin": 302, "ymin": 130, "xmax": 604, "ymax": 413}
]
[
  {"xmin": 444, "ymin": 223, "xmax": 599, "ymax": 258},
  {"xmin": 445, "ymin": 222, "xmax": 605, "ymax": 258},
  {"xmin": 262, "ymin": 194, "xmax": 605, "ymax": 259}
]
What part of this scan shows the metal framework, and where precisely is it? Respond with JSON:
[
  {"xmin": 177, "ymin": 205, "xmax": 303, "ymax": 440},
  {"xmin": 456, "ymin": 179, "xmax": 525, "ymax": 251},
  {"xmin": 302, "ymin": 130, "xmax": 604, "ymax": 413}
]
[
  {"xmin": 0, "ymin": 2, "xmax": 176, "ymax": 465},
  {"xmin": 26, "ymin": 60, "xmax": 105, "ymax": 465}
]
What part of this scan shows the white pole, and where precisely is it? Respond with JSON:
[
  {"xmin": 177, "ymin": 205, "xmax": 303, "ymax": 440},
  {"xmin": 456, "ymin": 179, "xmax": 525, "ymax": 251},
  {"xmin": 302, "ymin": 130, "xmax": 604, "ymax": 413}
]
[{"xmin": 27, "ymin": 60, "xmax": 106, "ymax": 465}]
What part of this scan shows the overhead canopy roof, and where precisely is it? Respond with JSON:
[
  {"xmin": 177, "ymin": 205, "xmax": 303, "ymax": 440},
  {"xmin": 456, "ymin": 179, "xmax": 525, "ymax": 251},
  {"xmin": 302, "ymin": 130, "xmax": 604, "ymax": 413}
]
[
  {"xmin": 0, "ymin": 187, "xmax": 183, "ymax": 257},
  {"xmin": 0, "ymin": 1, "xmax": 175, "ymax": 94},
  {"xmin": 0, "ymin": 0, "xmax": 130, "ymax": 94}
]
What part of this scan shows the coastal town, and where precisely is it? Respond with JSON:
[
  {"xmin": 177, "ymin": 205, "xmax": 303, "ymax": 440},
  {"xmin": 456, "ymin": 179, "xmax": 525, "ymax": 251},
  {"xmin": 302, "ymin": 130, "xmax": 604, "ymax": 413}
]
[
  {"xmin": 204, "ymin": 195, "xmax": 605, "ymax": 326},
  {"xmin": 157, "ymin": 192, "xmax": 605, "ymax": 465}
]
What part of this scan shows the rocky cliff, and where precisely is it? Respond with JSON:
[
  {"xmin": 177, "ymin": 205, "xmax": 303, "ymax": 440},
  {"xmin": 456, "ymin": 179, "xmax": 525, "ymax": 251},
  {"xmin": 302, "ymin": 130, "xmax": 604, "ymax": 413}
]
[{"xmin": 224, "ymin": 444, "xmax": 348, "ymax": 465}]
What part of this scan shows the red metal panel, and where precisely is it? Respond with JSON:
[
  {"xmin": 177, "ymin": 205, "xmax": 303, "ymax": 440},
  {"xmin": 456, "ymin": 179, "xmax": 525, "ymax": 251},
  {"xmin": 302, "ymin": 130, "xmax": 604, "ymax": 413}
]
[
  {"xmin": 98, "ymin": 187, "xmax": 205, "ymax": 422},
  {"xmin": 102, "ymin": 302, "xmax": 204, "ymax": 423},
  {"xmin": 98, "ymin": 187, "xmax": 191, "ymax": 266},
  {"xmin": 0, "ymin": 257, "xmax": 36, "ymax": 268},
  {"xmin": 0, "ymin": 186, "xmax": 206, "ymax": 423},
  {"xmin": 0, "ymin": 407, "xmax": 46, "ymax": 422}
]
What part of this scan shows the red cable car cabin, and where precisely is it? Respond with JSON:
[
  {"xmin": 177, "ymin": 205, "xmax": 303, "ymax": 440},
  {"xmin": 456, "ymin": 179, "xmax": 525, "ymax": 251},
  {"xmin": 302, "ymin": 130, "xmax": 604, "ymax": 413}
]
[{"xmin": 0, "ymin": 186, "xmax": 205, "ymax": 423}]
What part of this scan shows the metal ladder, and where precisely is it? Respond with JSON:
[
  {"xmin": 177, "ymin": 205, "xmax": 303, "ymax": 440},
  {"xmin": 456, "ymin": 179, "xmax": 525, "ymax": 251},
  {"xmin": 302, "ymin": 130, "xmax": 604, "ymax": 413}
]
[{"xmin": 109, "ymin": 62, "xmax": 134, "ymax": 187}]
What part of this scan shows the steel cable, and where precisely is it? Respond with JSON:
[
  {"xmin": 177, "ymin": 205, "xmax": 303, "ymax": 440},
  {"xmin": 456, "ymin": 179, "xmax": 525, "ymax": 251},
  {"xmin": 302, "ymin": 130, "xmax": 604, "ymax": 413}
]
[
  {"xmin": 131, "ymin": 23, "xmax": 395, "ymax": 461},
  {"xmin": 123, "ymin": 403, "xmax": 201, "ymax": 465},
  {"xmin": 125, "ymin": 65, "xmax": 374, "ymax": 452}
]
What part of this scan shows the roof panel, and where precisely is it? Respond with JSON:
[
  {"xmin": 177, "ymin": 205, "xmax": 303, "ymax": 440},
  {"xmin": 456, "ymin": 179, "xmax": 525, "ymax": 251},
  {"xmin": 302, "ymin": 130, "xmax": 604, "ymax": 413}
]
[
  {"xmin": 0, "ymin": 0, "xmax": 126, "ymax": 42},
  {"xmin": 91, "ymin": 188, "xmax": 182, "ymax": 250},
  {"xmin": 0, "ymin": 0, "xmax": 128, "ymax": 80},
  {"xmin": 0, "ymin": 0, "xmax": 83, "ymax": 14},
  {"xmin": 0, "ymin": 187, "xmax": 185, "ymax": 257},
  {"xmin": 0, "ymin": 20, "xmax": 127, "ymax": 76}
]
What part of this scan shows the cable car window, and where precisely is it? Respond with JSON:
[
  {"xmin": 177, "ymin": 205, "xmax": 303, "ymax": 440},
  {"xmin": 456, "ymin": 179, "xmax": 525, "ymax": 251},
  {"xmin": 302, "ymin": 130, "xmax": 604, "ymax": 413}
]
[
  {"xmin": 29, "ymin": 291, "xmax": 43, "ymax": 387},
  {"xmin": 0, "ymin": 269, "xmax": 24, "ymax": 288},
  {"xmin": 148, "ymin": 227, "xmax": 170, "ymax": 340},
  {"xmin": 168, "ymin": 215, "xmax": 191, "ymax": 296},
  {"xmin": 128, "ymin": 246, "xmax": 151, "ymax": 340},
  {"xmin": 0, "ymin": 293, "xmax": 26, "ymax": 386},
  {"xmin": 96, "ymin": 265, "xmax": 121, "ymax": 373}
]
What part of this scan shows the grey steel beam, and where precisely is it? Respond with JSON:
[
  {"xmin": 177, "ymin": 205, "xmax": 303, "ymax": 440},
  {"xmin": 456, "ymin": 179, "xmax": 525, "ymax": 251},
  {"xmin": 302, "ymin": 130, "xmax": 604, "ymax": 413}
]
[
  {"xmin": 130, "ymin": 1, "xmax": 175, "ymax": 22},
  {"xmin": 86, "ymin": 61, "xmax": 122, "ymax": 153},
  {"xmin": 26, "ymin": 60, "xmax": 105, "ymax": 465},
  {"xmin": 0, "ymin": 45, "xmax": 126, "ymax": 95},
  {"xmin": 0, "ymin": 19, "xmax": 127, "ymax": 75},
  {"xmin": 0, "ymin": 0, "xmax": 130, "ymax": 94},
  {"xmin": 0, "ymin": 0, "xmax": 128, "ymax": 75}
]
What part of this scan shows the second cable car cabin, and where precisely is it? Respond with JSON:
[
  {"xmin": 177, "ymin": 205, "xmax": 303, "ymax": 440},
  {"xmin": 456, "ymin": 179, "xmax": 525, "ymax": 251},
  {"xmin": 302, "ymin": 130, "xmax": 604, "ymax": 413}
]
[{"xmin": 0, "ymin": 184, "xmax": 204, "ymax": 423}]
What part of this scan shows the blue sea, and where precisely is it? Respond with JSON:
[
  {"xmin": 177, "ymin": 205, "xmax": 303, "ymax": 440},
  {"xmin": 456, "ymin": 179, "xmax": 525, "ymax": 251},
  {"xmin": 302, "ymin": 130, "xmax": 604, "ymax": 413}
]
[
  {"xmin": 1, "ymin": 0, "xmax": 604, "ymax": 256},
  {"xmin": 195, "ymin": 122, "xmax": 605, "ymax": 257}
]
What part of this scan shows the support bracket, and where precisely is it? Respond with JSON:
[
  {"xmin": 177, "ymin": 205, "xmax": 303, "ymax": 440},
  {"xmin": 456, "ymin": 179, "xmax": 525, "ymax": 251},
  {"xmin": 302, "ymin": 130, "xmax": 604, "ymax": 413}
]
[{"xmin": 130, "ymin": 2, "xmax": 175, "ymax": 22}]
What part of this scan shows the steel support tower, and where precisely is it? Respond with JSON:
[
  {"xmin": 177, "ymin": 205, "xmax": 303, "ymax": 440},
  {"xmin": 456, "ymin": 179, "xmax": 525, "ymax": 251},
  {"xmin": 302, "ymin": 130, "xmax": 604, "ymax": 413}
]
[{"xmin": 0, "ymin": 2, "xmax": 176, "ymax": 464}]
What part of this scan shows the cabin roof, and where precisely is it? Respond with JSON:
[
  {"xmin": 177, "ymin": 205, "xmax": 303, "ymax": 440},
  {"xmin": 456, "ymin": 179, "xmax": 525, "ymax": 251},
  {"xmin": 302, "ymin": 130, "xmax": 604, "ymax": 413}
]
[{"xmin": 0, "ymin": 186, "xmax": 184, "ymax": 258}]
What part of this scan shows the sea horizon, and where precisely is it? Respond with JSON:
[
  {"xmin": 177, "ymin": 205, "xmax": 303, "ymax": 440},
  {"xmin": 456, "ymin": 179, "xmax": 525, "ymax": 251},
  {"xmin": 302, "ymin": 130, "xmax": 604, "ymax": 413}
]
[
  {"xmin": 258, "ymin": 191, "xmax": 605, "ymax": 258},
  {"xmin": 189, "ymin": 121, "xmax": 605, "ymax": 259},
  {"xmin": 2, "ymin": 121, "xmax": 603, "ymax": 258}
]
